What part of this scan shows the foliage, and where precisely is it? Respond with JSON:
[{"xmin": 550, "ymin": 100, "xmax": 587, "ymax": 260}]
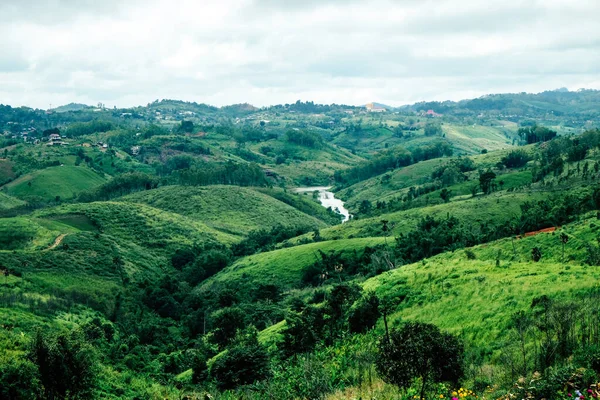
[
  {"xmin": 376, "ymin": 322, "xmax": 464, "ymax": 399},
  {"xmin": 28, "ymin": 329, "xmax": 98, "ymax": 399},
  {"xmin": 501, "ymin": 149, "xmax": 531, "ymax": 168},
  {"xmin": 210, "ymin": 328, "xmax": 270, "ymax": 390}
]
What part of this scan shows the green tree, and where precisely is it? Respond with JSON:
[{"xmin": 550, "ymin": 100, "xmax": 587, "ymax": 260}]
[
  {"xmin": 28, "ymin": 329, "xmax": 97, "ymax": 400},
  {"xmin": 424, "ymin": 122, "xmax": 443, "ymax": 137},
  {"xmin": 0, "ymin": 356, "xmax": 42, "ymax": 400},
  {"xmin": 359, "ymin": 200, "xmax": 372, "ymax": 215},
  {"xmin": 479, "ymin": 169, "xmax": 496, "ymax": 194},
  {"xmin": 375, "ymin": 322, "xmax": 464, "ymax": 400},
  {"xmin": 210, "ymin": 327, "xmax": 270, "ymax": 390},
  {"xmin": 211, "ymin": 307, "xmax": 246, "ymax": 349},
  {"xmin": 178, "ymin": 120, "xmax": 194, "ymax": 134},
  {"xmin": 440, "ymin": 188, "xmax": 452, "ymax": 203},
  {"xmin": 348, "ymin": 292, "xmax": 380, "ymax": 334}
]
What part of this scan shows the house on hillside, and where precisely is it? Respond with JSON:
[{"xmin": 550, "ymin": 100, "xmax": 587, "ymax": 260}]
[
  {"xmin": 49, "ymin": 133, "xmax": 61, "ymax": 141},
  {"xmin": 366, "ymin": 103, "xmax": 386, "ymax": 113},
  {"xmin": 424, "ymin": 109, "xmax": 442, "ymax": 117}
]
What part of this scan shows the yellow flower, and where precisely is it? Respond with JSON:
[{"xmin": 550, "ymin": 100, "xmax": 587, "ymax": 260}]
[
  {"xmin": 440, "ymin": 395, "xmax": 445, "ymax": 399},
  {"xmin": 452, "ymin": 392, "xmax": 458, "ymax": 396}
]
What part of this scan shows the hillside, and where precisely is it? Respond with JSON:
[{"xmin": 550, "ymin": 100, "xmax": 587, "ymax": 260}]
[
  {"xmin": 120, "ymin": 185, "xmax": 330, "ymax": 236},
  {"xmin": 3, "ymin": 165, "xmax": 107, "ymax": 201},
  {"xmin": 1, "ymin": 97, "xmax": 600, "ymax": 399},
  {"xmin": 0, "ymin": 191, "xmax": 24, "ymax": 210},
  {"xmin": 202, "ymin": 237, "xmax": 387, "ymax": 291}
]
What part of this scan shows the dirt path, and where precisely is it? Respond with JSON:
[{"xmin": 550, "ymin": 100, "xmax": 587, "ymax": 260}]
[{"xmin": 45, "ymin": 234, "xmax": 67, "ymax": 251}]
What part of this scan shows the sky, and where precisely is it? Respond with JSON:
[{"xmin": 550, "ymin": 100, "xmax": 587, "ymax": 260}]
[{"xmin": 1, "ymin": 0, "xmax": 599, "ymax": 109}]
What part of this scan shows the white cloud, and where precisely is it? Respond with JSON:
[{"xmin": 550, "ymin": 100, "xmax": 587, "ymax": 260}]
[{"xmin": 0, "ymin": 0, "xmax": 599, "ymax": 108}]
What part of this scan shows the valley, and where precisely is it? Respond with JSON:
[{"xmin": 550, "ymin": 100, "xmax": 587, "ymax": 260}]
[{"xmin": 0, "ymin": 90, "xmax": 600, "ymax": 399}]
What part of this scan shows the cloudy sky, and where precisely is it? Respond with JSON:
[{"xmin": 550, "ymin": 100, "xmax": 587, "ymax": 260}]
[{"xmin": 1, "ymin": 0, "xmax": 599, "ymax": 109}]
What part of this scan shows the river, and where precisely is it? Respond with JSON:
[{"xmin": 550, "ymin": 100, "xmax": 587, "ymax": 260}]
[{"xmin": 294, "ymin": 186, "xmax": 352, "ymax": 223}]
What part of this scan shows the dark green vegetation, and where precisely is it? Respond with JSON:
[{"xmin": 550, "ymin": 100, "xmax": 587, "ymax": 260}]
[{"xmin": 2, "ymin": 90, "xmax": 600, "ymax": 399}]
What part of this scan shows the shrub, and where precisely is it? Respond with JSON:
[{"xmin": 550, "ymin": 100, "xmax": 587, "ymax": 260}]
[
  {"xmin": 376, "ymin": 322, "xmax": 464, "ymax": 400},
  {"xmin": 348, "ymin": 292, "xmax": 381, "ymax": 334},
  {"xmin": 210, "ymin": 328, "xmax": 270, "ymax": 390}
]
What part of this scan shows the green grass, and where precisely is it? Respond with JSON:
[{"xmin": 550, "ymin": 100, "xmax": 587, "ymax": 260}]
[
  {"xmin": 0, "ymin": 191, "xmax": 25, "ymax": 210},
  {"xmin": 443, "ymin": 124, "xmax": 514, "ymax": 154},
  {"xmin": 3, "ymin": 166, "xmax": 107, "ymax": 201},
  {"xmin": 306, "ymin": 190, "xmax": 549, "ymax": 242},
  {"xmin": 202, "ymin": 237, "xmax": 387, "ymax": 290},
  {"xmin": 0, "ymin": 217, "xmax": 77, "ymax": 250},
  {"xmin": 120, "ymin": 185, "xmax": 329, "ymax": 237},
  {"xmin": 35, "ymin": 201, "xmax": 238, "ymax": 247},
  {"xmin": 363, "ymin": 214, "xmax": 600, "ymax": 358},
  {"xmin": 0, "ymin": 159, "xmax": 16, "ymax": 182},
  {"xmin": 337, "ymin": 158, "xmax": 447, "ymax": 206}
]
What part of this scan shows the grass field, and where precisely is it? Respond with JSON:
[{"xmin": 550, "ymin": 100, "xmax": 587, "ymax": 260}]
[
  {"xmin": 201, "ymin": 237, "xmax": 387, "ymax": 290},
  {"xmin": 121, "ymin": 185, "xmax": 329, "ymax": 237},
  {"xmin": 3, "ymin": 165, "xmax": 107, "ymax": 201},
  {"xmin": 0, "ymin": 191, "xmax": 25, "ymax": 210},
  {"xmin": 364, "ymin": 213, "xmax": 600, "ymax": 357},
  {"xmin": 302, "ymin": 189, "xmax": 549, "ymax": 242},
  {"xmin": 443, "ymin": 124, "xmax": 514, "ymax": 154}
]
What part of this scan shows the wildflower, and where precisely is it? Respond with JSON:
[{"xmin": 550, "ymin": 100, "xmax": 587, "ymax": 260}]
[
  {"xmin": 589, "ymin": 390, "xmax": 594, "ymax": 394},
  {"xmin": 568, "ymin": 394, "xmax": 572, "ymax": 397}
]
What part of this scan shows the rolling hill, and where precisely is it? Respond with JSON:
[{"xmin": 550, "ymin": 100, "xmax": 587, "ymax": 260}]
[
  {"xmin": 3, "ymin": 165, "xmax": 107, "ymax": 201},
  {"xmin": 120, "ymin": 185, "xmax": 330, "ymax": 236}
]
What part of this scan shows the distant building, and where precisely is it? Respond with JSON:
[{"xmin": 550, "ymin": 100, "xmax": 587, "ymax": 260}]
[
  {"xmin": 49, "ymin": 133, "xmax": 61, "ymax": 141},
  {"xmin": 424, "ymin": 109, "xmax": 442, "ymax": 117},
  {"xmin": 366, "ymin": 102, "xmax": 386, "ymax": 113}
]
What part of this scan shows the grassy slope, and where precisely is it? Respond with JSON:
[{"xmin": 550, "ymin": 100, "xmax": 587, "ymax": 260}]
[
  {"xmin": 304, "ymin": 190, "xmax": 548, "ymax": 241},
  {"xmin": 363, "ymin": 213, "xmax": 600, "ymax": 357},
  {"xmin": 201, "ymin": 237, "xmax": 386, "ymax": 290},
  {"xmin": 3, "ymin": 166, "xmax": 107, "ymax": 201},
  {"xmin": 120, "ymin": 185, "xmax": 329, "ymax": 237},
  {"xmin": 0, "ymin": 191, "xmax": 25, "ymax": 210},
  {"xmin": 336, "ymin": 146, "xmax": 536, "ymax": 209},
  {"xmin": 443, "ymin": 124, "xmax": 514, "ymax": 154}
]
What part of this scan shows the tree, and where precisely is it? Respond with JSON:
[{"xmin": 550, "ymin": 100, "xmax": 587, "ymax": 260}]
[
  {"xmin": 440, "ymin": 188, "xmax": 452, "ymax": 203},
  {"xmin": 424, "ymin": 122, "xmax": 443, "ymax": 137},
  {"xmin": 560, "ymin": 233, "xmax": 569, "ymax": 263},
  {"xmin": 210, "ymin": 328, "xmax": 270, "ymax": 390},
  {"xmin": 532, "ymin": 247, "xmax": 542, "ymax": 262},
  {"xmin": 479, "ymin": 169, "xmax": 496, "ymax": 194},
  {"xmin": 211, "ymin": 307, "xmax": 246, "ymax": 349},
  {"xmin": 28, "ymin": 329, "xmax": 97, "ymax": 400},
  {"xmin": 501, "ymin": 150, "xmax": 531, "ymax": 168},
  {"xmin": 0, "ymin": 356, "xmax": 42, "ymax": 400},
  {"xmin": 348, "ymin": 292, "xmax": 380, "ymax": 333},
  {"xmin": 358, "ymin": 200, "xmax": 372, "ymax": 215},
  {"xmin": 376, "ymin": 322, "xmax": 464, "ymax": 400},
  {"xmin": 178, "ymin": 120, "xmax": 194, "ymax": 134}
]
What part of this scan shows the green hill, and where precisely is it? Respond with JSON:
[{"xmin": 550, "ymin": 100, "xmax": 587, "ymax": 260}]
[
  {"xmin": 120, "ymin": 185, "xmax": 330, "ymax": 237},
  {"xmin": 3, "ymin": 166, "xmax": 107, "ymax": 201},
  {"xmin": 0, "ymin": 191, "xmax": 25, "ymax": 210},
  {"xmin": 363, "ymin": 213, "xmax": 600, "ymax": 351},
  {"xmin": 202, "ymin": 237, "xmax": 387, "ymax": 290}
]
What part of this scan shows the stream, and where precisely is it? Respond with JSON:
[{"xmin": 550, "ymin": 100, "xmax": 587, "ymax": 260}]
[{"xmin": 294, "ymin": 186, "xmax": 352, "ymax": 223}]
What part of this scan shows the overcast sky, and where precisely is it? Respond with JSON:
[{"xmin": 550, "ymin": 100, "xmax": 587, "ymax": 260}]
[{"xmin": 1, "ymin": 0, "xmax": 599, "ymax": 109}]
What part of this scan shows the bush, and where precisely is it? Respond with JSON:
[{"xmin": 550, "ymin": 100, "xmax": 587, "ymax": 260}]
[
  {"xmin": 348, "ymin": 292, "xmax": 380, "ymax": 334},
  {"xmin": 376, "ymin": 322, "xmax": 464, "ymax": 399},
  {"xmin": 501, "ymin": 150, "xmax": 531, "ymax": 168},
  {"xmin": 210, "ymin": 328, "xmax": 270, "ymax": 390}
]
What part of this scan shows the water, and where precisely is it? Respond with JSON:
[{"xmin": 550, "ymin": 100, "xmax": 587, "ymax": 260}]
[{"xmin": 294, "ymin": 186, "xmax": 352, "ymax": 223}]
